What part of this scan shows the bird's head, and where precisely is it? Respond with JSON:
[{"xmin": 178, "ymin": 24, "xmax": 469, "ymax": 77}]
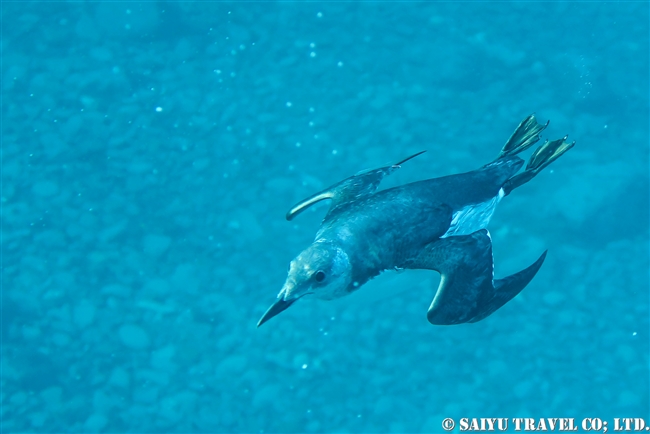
[{"xmin": 257, "ymin": 241, "xmax": 352, "ymax": 327}]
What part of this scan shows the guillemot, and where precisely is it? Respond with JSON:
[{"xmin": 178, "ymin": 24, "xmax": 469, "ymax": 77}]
[{"xmin": 258, "ymin": 115, "xmax": 574, "ymax": 326}]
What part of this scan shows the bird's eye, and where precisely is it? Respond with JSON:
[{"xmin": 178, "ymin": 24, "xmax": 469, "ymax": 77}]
[{"xmin": 314, "ymin": 271, "xmax": 326, "ymax": 282}]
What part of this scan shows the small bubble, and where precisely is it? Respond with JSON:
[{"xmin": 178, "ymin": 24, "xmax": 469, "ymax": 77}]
[
  {"xmin": 633, "ymin": 332, "xmax": 637, "ymax": 336},
  {"xmin": 316, "ymin": 12, "xmax": 322, "ymax": 18},
  {"xmin": 155, "ymin": 107, "xmax": 163, "ymax": 112},
  {"xmin": 309, "ymin": 107, "xmax": 315, "ymax": 113},
  {"xmin": 214, "ymin": 69, "xmax": 222, "ymax": 74},
  {"xmin": 301, "ymin": 364, "xmax": 308, "ymax": 369},
  {"xmin": 337, "ymin": 61, "xmax": 344, "ymax": 67},
  {"xmin": 295, "ymin": 142, "xmax": 301, "ymax": 147},
  {"xmin": 286, "ymin": 102, "xmax": 293, "ymax": 107},
  {"xmin": 310, "ymin": 52, "xmax": 316, "ymax": 58},
  {"xmin": 310, "ymin": 42, "xmax": 316, "ymax": 48}
]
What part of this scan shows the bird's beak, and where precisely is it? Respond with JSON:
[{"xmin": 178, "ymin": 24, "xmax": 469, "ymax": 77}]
[{"xmin": 257, "ymin": 297, "xmax": 297, "ymax": 327}]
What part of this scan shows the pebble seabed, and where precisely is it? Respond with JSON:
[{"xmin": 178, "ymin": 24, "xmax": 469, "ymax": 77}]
[{"xmin": 2, "ymin": 2, "xmax": 649, "ymax": 432}]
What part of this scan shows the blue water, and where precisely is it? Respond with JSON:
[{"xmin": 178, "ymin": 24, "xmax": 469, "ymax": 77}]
[{"xmin": 2, "ymin": 2, "xmax": 649, "ymax": 432}]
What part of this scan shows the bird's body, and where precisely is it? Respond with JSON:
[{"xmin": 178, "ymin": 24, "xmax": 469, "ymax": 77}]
[
  {"xmin": 258, "ymin": 115, "xmax": 575, "ymax": 327},
  {"xmin": 315, "ymin": 157, "xmax": 521, "ymax": 297}
]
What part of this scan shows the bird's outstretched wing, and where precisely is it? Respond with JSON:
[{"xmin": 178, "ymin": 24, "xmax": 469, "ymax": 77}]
[
  {"xmin": 286, "ymin": 151, "xmax": 426, "ymax": 221},
  {"xmin": 399, "ymin": 229, "xmax": 546, "ymax": 325}
]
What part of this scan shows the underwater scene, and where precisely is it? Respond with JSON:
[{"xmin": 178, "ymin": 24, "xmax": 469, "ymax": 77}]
[{"xmin": 2, "ymin": 2, "xmax": 649, "ymax": 433}]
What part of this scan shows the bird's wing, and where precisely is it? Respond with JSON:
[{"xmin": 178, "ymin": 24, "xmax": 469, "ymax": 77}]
[
  {"xmin": 399, "ymin": 229, "xmax": 546, "ymax": 325},
  {"xmin": 286, "ymin": 151, "xmax": 425, "ymax": 221}
]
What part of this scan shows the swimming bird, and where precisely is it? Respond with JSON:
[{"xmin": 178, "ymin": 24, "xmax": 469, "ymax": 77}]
[{"xmin": 258, "ymin": 115, "xmax": 574, "ymax": 327}]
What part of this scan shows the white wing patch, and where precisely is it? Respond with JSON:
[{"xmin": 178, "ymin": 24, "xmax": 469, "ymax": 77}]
[{"xmin": 441, "ymin": 188, "xmax": 505, "ymax": 238}]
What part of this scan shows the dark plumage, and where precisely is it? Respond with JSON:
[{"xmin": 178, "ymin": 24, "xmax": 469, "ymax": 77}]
[{"xmin": 258, "ymin": 115, "xmax": 574, "ymax": 327}]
